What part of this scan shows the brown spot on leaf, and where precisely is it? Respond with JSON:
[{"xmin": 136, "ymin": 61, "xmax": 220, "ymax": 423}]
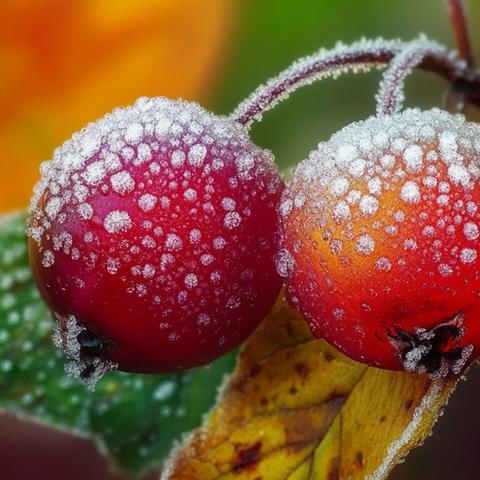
[
  {"xmin": 289, "ymin": 386, "xmax": 298, "ymax": 396},
  {"xmin": 380, "ymin": 415, "xmax": 387, "ymax": 423},
  {"xmin": 294, "ymin": 362, "xmax": 309, "ymax": 379},
  {"xmin": 404, "ymin": 399, "xmax": 413, "ymax": 411},
  {"xmin": 232, "ymin": 442, "xmax": 262, "ymax": 473},
  {"xmin": 328, "ymin": 457, "xmax": 340, "ymax": 480},
  {"xmin": 249, "ymin": 363, "xmax": 262, "ymax": 378},
  {"xmin": 260, "ymin": 397, "xmax": 268, "ymax": 406},
  {"xmin": 356, "ymin": 451, "xmax": 364, "ymax": 468},
  {"xmin": 324, "ymin": 352, "xmax": 334, "ymax": 362}
]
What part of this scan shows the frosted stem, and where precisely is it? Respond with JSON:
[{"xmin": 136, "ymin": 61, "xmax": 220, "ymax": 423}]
[
  {"xmin": 376, "ymin": 39, "xmax": 448, "ymax": 115},
  {"xmin": 232, "ymin": 37, "xmax": 479, "ymax": 129},
  {"xmin": 446, "ymin": 0, "xmax": 474, "ymax": 66}
]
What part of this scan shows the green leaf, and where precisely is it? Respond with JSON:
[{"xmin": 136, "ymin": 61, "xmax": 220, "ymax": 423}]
[{"xmin": 0, "ymin": 212, "xmax": 236, "ymax": 474}]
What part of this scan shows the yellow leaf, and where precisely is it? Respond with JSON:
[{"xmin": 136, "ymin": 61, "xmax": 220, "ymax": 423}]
[{"xmin": 164, "ymin": 298, "xmax": 461, "ymax": 480}]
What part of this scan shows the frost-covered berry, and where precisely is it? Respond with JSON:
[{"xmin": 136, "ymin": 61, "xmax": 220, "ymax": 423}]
[
  {"xmin": 28, "ymin": 97, "xmax": 283, "ymax": 383},
  {"xmin": 278, "ymin": 108, "xmax": 480, "ymax": 378}
]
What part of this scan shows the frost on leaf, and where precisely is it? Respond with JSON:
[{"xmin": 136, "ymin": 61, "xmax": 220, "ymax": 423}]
[{"xmin": 164, "ymin": 299, "xmax": 460, "ymax": 480}]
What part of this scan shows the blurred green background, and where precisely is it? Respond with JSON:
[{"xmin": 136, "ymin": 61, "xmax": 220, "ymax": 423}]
[{"xmin": 1, "ymin": 0, "xmax": 480, "ymax": 478}]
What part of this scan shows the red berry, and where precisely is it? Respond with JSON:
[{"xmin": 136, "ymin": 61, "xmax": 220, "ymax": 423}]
[
  {"xmin": 278, "ymin": 108, "xmax": 480, "ymax": 377},
  {"xmin": 28, "ymin": 97, "xmax": 283, "ymax": 382}
]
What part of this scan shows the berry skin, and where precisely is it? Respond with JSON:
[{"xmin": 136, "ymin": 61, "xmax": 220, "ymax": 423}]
[
  {"xmin": 28, "ymin": 97, "xmax": 283, "ymax": 380},
  {"xmin": 278, "ymin": 108, "xmax": 480, "ymax": 377}
]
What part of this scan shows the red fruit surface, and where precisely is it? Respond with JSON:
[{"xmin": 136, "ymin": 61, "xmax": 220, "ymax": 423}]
[
  {"xmin": 278, "ymin": 109, "xmax": 480, "ymax": 377},
  {"xmin": 28, "ymin": 97, "xmax": 283, "ymax": 379}
]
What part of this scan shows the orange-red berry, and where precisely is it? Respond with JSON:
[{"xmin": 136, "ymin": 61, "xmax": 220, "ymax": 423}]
[{"xmin": 278, "ymin": 108, "xmax": 480, "ymax": 377}]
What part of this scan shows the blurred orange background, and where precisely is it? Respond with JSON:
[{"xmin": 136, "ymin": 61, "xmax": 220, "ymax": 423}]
[{"xmin": 0, "ymin": 0, "xmax": 233, "ymax": 212}]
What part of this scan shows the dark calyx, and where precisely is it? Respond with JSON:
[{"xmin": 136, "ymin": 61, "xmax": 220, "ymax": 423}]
[
  {"xmin": 77, "ymin": 328, "xmax": 117, "ymax": 379},
  {"xmin": 387, "ymin": 312, "xmax": 473, "ymax": 378}
]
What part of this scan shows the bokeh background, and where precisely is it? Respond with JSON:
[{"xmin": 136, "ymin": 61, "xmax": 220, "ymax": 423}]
[{"xmin": 1, "ymin": 0, "xmax": 480, "ymax": 478}]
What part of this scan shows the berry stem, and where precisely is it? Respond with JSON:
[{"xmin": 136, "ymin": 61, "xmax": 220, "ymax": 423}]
[
  {"xmin": 376, "ymin": 40, "xmax": 447, "ymax": 115},
  {"xmin": 232, "ymin": 37, "xmax": 480, "ymax": 129},
  {"xmin": 446, "ymin": 0, "xmax": 475, "ymax": 67}
]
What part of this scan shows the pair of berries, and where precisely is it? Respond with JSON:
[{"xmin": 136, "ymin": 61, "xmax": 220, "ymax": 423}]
[{"xmin": 28, "ymin": 38, "xmax": 480, "ymax": 384}]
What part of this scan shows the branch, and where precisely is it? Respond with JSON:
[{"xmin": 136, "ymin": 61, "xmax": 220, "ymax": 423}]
[{"xmin": 231, "ymin": 37, "xmax": 480, "ymax": 129}]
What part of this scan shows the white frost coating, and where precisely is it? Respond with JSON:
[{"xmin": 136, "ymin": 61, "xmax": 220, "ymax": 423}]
[
  {"xmin": 438, "ymin": 263, "xmax": 453, "ymax": 277},
  {"xmin": 375, "ymin": 257, "xmax": 392, "ymax": 271},
  {"xmin": 110, "ymin": 171, "xmax": 135, "ymax": 195},
  {"xmin": 45, "ymin": 197, "xmax": 64, "ymax": 219},
  {"xmin": 221, "ymin": 197, "xmax": 236, "ymax": 211},
  {"xmin": 365, "ymin": 381, "xmax": 447, "ymax": 480},
  {"xmin": 188, "ymin": 144, "xmax": 207, "ymax": 166},
  {"xmin": 78, "ymin": 203, "xmax": 93, "ymax": 220},
  {"xmin": 165, "ymin": 233, "xmax": 183, "ymax": 251},
  {"xmin": 275, "ymin": 249, "xmax": 295, "ymax": 278},
  {"xmin": 28, "ymin": 97, "xmax": 279, "ymax": 257},
  {"xmin": 279, "ymin": 107, "xmax": 480, "ymax": 331},
  {"xmin": 330, "ymin": 177, "xmax": 349, "ymax": 196},
  {"xmin": 125, "ymin": 123, "xmax": 143, "ymax": 143},
  {"xmin": 170, "ymin": 150, "xmax": 186, "ymax": 167},
  {"xmin": 103, "ymin": 211, "xmax": 132, "ymax": 233},
  {"xmin": 359, "ymin": 195, "xmax": 379, "ymax": 217},
  {"xmin": 184, "ymin": 273, "xmax": 198, "ymax": 288},
  {"xmin": 224, "ymin": 212, "xmax": 242, "ymax": 229},
  {"xmin": 138, "ymin": 193, "xmax": 157, "ymax": 212},
  {"xmin": 42, "ymin": 250, "xmax": 55, "ymax": 268},
  {"xmin": 183, "ymin": 188, "xmax": 197, "ymax": 202},
  {"xmin": 334, "ymin": 201, "xmax": 351, "ymax": 223},
  {"xmin": 463, "ymin": 222, "xmax": 479, "ymax": 240},
  {"xmin": 231, "ymin": 36, "xmax": 466, "ymax": 128},
  {"xmin": 376, "ymin": 38, "xmax": 448, "ymax": 115},
  {"xmin": 356, "ymin": 235, "xmax": 375, "ymax": 255},
  {"xmin": 82, "ymin": 161, "xmax": 106, "ymax": 185},
  {"xmin": 213, "ymin": 237, "xmax": 226, "ymax": 250},
  {"xmin": 403, "ymin": 145, "xmax": 423, "ymax": 172},
  {"xmin": 448, "ymin": 164, "xmax": 471, "ymax": 187},
  {"xmin": 460, "ymin": 248, "xmax": 477, "ymax": 264},
  {"xmin": 189, "ymin": 229, "xmax": 201, "ymax": 244},
  {"xmin": 400, "ymin": 181, "xmax": 421, "ymax": 204}
]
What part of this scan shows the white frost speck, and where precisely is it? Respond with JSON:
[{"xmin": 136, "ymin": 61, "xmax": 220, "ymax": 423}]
[
  {"xmin": 403, "ymin": 144, "xmax": 423, "ymax": 172},
  {"xmin": 276, "ymin": 249, "xmax": 295, "ymax": 278},
  {"xmin": 400, "ymin": 181, "xmax": 420, "ymax": 204},
  {"xmin": 188, "ymin": 144, "xmax": 207, "ymax": 166},
  {"xmin": 165, "ymin": 233, "xmax": 183, "ymax": 251},
  {"xmin": 463, "ymin": 222, "xmax": 479, "ymax": 241},
  {"xmin": 138, "ymin": 194, "xmax": 157, "ymax": 212},
  {"xmin": 103, "ymin": 211, "xmax": 132, "ymax": 233},
  {"xmin": 184, "ymin": 273, "xmax": 198, "ymax": 288},
  {"xmin": 224, "ymin": 212, "xmax": 242, "ymax": 229},
  {"xmin": 438, "ymin": 263, "xmax": 453, "ymax": 277},
  {"xmin": 359, "ymin": 195, "xmax": 379, "ymax": 217},
  {"xmin": 356, "ymin": 235, "xmax": 375, "ymax": 255},
  {"xmin": 221, "ymin": 197, "xmax": 236, "ymax": 211},
  {"xmin": 183, "ymin": 188, "xmax": 197, "ymax": 202},
  {"xmin": 460, "ymin": 248, "xmax": 477, "ymax": 264},
  {"xmin": 42, "ymin": 250, "xmax": 55, "ymax": 268},
  {"xmin": 448, "ymin": 164, "xmax": 471, "ymax": 187},
  {"xmin": 171, "ymin": 150, "xmax": 186, "ymax": 167},
  {"xmin": 110, "ymin": 171, "xmax": 135, "ymax": 195},
  {"xmin": 330, "ymin": 177, "xmax": 349, "ymax": 196}
]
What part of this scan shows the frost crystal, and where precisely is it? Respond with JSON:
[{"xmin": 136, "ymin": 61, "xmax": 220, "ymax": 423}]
[{"xmin": 103, "ymin": 211, "xmax": 132, "ymax": 233}]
